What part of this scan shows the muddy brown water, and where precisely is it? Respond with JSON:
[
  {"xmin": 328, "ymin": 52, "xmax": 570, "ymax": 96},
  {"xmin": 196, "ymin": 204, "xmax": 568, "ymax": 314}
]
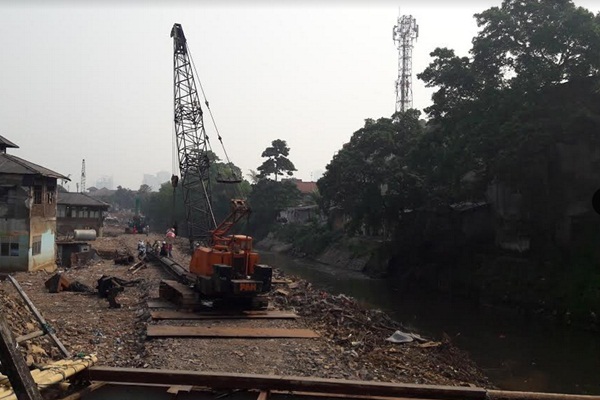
[{"xmin": 262, "ymin": 251, "xmax": 600, "ymax": 395}]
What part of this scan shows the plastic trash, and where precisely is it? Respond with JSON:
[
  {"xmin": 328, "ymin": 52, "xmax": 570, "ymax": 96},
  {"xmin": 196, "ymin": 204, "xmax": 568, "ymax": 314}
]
[{"xmin": 386, "ymin": 330, "xmax": 415, "ymax": 344}]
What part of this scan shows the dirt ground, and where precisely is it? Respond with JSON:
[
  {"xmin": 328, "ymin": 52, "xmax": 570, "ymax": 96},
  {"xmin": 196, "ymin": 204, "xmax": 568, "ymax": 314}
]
[{"xmin": 0, "ymin": 226, "xmax": 492, "ymax": 388}]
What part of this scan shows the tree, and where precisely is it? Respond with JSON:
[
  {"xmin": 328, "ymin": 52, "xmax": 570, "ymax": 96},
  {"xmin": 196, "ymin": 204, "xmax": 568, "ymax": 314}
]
[
  {"xmin": 111, "ymin": 186, "xmax": 136, "ymax": 211},
  {"xmin": 247, "ymin": 169, "xmax": 260, "ymax": 184},
  {"xmin": 247, "ymin": 179, "xmax": 301, "ymax": 239},
  {"xmin": 257, "ymin": 139, "xmax": 297, "ymax": 181},
  {"xmin": 139, "ymin": 152, "xmax": 251, "ymax": 236},
  {"xmin": 417, "ymin": 0, "xmax": 600, "ymax": 251},
  {"xmin": 318, "ymin": 111, "xmax": 425, "ymax": 236}
]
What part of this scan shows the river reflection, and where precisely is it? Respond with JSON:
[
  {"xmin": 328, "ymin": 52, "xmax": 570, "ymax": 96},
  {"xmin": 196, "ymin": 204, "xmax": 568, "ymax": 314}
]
[{"xmin": 261, "ymin": 251, "xmax": 600, "ymax": 395}]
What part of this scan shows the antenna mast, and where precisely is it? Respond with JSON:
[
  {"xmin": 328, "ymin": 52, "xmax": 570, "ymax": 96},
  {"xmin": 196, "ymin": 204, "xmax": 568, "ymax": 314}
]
[
  {"xmin": 393, "ymin": 14, "xmax": 419, "ymax": 113},
  {"xmin": 81, "ymin": 159, "xmax": 86, "ymax": 193}
]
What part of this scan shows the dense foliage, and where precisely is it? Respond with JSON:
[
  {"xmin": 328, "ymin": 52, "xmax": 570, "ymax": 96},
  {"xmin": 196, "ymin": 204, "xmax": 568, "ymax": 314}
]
[
  {"xmin": 248, "ymin": 139, "xmax": 301, "ymax": 239},
  {"xmin": 318, "ymin": 110, "xmax": 427, "ymax": 236},
  {"xmin": 319, "ymin": 0, "xmax": 600, "ymax": 249}
]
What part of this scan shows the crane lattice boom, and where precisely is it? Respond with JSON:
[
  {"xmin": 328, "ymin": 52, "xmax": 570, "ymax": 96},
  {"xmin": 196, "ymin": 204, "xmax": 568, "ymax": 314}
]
[{"xmin": 171, "ymin": 23, "xmax": 216, "ymax": 246}]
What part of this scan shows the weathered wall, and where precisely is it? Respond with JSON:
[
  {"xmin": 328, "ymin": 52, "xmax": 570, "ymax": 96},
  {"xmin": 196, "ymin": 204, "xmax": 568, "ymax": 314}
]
[
  {"xmin": 29, "ymin": 218, "xmax": 56, "ymax": 271},
  {"xmin": 57, "ymin": 216, "xmax": 104, "ymax": 237},
  {"xmin": 0, "ymin": 179, "xmax": 30, "ymax": 271}
]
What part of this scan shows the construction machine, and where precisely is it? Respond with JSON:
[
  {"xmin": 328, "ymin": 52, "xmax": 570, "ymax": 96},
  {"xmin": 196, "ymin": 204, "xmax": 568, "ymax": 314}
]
[
  {"xmin": 161, "ymin": 23, "xmax": 272, "ymax": 309},
  {"xmin": 125, "ymin": 197, "xmax": 146, "ymax": 234}
]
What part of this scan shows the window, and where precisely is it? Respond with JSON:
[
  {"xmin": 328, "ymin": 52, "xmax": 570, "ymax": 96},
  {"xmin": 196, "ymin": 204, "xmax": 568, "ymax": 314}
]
[
  {"xmin": 33, "ymin": 186, "xmax": 42, "ymax": 204},
  {"xmin": 0, "ymin": 237, "xmax": 19, "ymax": 257},
  {"xmin": 46, "ymin": 191, "xmax": 54, "ymax": 204},
  {"xmin": 57, "ymin": 205, "xmax": 66, "ymax": 218},
  {"xmin": 32, "ymin": 236, "xmax": 41, "ymax": 255}
]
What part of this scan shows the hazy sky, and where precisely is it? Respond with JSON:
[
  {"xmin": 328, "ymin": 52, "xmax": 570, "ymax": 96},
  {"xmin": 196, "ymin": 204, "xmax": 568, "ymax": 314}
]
[{"xmin": 1, "ymin": 0, "xmax": 598, "ymax": 190}]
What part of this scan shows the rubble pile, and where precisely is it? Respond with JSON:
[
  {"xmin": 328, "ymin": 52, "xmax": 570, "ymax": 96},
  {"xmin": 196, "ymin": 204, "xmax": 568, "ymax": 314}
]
[
  {"xmin": 0, "ymin": 282, "xmax": 57, "ymax": 366},
  {"xmin": 272, "ymin": 278, "xmax": 491, "ymax": 387}
]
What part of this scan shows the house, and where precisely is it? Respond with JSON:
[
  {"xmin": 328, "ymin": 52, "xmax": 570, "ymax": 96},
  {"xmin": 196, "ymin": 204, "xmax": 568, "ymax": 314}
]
[
  {"xmin": 279, "ymin": 205, "xmax": 322, "ymax": 224},
  {"xmin": 56, "ymin": 192, "xmax": 110, "ymax": 238},
  {"xmin": 0, "ymin": 135, "xmax": 69, "ymax": 272},
  {"xmin": 284, "ymin": 178, "xmax": 318, "ymax": 205}
]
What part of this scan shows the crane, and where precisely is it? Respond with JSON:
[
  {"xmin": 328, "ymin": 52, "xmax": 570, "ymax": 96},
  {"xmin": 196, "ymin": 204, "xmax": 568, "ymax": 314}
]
[
  {"xmin": 80, "ymin": 159, "xmax": 86, "ymax": 193},
  {"xmin": 165, "ymin": 23, "xmax": 272, "ymax": 309},
  {"xmin": 171, "ymin": 23, "xmax": 215, "ymax": 247}
]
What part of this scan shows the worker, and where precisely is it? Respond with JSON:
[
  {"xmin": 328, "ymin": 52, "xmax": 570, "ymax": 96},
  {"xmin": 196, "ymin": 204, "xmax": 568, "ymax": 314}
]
[
  {"xmin": 137, "ymin": 241, "xmax": 146, "ymax": 259},
  {"xmin": 144, "ymin": 225, "xmax": 150, "ymax": 236},
  {"xmin": 160, "ymin": 241, "xmax": 168, "ymax": 257},
  {"xmin": 166, "ymin": 227, "xmax": 176, "ymax": 239}
]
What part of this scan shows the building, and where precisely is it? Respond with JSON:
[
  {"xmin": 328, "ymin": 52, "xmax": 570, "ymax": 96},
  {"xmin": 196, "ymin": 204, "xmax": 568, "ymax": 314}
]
[
  {"xmin": 0, "ymin": 135, "xmax": 69, "ymax": 272},
  {"xmin": 284, "ymin": 178, "xmax": 318, "ymax": 205},
  {"xmin": 56, "ymin": 192, "xmax": 110, "ymax": 238}
]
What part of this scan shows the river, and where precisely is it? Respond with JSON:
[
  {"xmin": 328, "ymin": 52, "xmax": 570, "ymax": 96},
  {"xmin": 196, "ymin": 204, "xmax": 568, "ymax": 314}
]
[{"xmin": 261, "ymin": 251, "xmax": 600, "ymax": 395}]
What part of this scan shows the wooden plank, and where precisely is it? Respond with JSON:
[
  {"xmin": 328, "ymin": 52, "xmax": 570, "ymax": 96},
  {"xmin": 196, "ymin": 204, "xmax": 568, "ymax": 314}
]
[
  {"xmin": 271, "ymin": 279, "xmax": 292, "ymax": 284},
  {"xmin": 257, "ymin": 390, "xmax": 270, "ymax": 400},
  {"xmin": 6, "ymin": 275, "xmax": 70, "ymax": 357},
  {"xmin": 166, "ymin": 385, "xmax": 193, "ymax": 394},
  {"xmin": 58, "ymin": 382, "xmax": 106, "ymax": 400},
  {"xmin": 150, "ymin": 310, "xmax": 298, "ymax": 320},
  {"xmin": 147, "ymin": 299, "xmax": 177, "ymax": 309},
  {"xmin": 0, "ymin": 314, "xmax": 44, "ymax": 400},
  {"xmin": 86, "ymin": 367, "xmax": 487, "ymax": 400},
  {"xmin": 15, "ymin": 330, "xmax": 45, "ymax": 344},
  {"xmin": 146, "ymin": 326, "xmax": 318, "ymax": 338},
  {"xmin": 487, "ymin": 390, "xmax": 600, "ymax": 400}
]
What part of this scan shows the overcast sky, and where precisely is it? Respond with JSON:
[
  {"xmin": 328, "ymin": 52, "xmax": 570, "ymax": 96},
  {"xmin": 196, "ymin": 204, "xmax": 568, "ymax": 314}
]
[{"xmin": 1, "ymin": 0, "xmax": 598, "ymax": 190}]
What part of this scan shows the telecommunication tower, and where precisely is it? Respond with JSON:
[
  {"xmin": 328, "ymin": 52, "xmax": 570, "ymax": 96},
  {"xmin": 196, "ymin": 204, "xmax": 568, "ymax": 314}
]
[
  {"xmin": 81, "ymin": 159, "xmax": 86, "ymax": 193},
  {"xmin": 393, "ymin": 14, "xmax": 419, "ymax": 113}
]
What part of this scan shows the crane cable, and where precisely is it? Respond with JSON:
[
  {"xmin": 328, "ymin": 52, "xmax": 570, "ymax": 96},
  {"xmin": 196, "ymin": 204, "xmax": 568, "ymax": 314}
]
[{"xmin": 187, "ymin": 49, "xmax": 242, "ymax": 198}]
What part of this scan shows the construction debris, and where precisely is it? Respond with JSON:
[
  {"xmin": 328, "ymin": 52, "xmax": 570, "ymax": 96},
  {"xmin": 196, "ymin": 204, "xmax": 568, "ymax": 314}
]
[
  {"xmin": 44, "ymin": 273, "xmax": 94, "ymax": 293},
  {"xmin": 2, "ymin": 227, "xmax": 492, "ymax": 388},
  {"xmin": 97, "ymin": 275, "xmax": 141, "ymax": 309}
]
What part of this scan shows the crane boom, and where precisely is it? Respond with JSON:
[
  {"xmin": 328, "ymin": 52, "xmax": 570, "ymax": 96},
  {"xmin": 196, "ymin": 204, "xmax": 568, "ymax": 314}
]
[{"xmin": 171, "ymin": 23, "xmax": 216, "ymax": 247}]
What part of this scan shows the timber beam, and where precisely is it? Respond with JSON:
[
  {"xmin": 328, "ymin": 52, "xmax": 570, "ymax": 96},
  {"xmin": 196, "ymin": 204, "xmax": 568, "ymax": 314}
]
[{"xmin": 86, "ymin": 367, "xmax": 486, "ymax": 400}]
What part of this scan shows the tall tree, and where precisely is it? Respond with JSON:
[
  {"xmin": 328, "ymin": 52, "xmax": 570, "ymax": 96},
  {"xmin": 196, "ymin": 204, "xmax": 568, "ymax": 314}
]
[
  {"xmin": 318, "ymin": 111, "xmax": 425, "ymax": 236},
  {"xmin": 257, "ymin": 139, "xmax": 297, "ymax": 181}
]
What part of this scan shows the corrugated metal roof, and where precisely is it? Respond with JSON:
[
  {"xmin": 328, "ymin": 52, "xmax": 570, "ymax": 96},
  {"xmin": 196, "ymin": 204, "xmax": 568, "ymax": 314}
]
[
  {"xmin": 0, "ymin": 153, "xmax": 68, "ymax": 179},
  {"xmin": 0, "ymin": 135, "xmax": 18, "ymax": 149},
  {"xmin": 57, "ymin": 192, "xmax": 111, "ymax": 208}
]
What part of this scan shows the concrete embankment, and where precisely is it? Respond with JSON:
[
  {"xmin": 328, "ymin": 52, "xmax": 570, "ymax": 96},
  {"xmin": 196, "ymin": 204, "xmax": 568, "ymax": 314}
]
[{"xmin": 257, "ymin": 235, "xmax": 392, "ymax": 277}]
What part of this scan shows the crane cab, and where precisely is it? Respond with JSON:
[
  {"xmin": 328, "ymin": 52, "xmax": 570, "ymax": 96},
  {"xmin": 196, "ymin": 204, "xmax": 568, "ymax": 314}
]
[{"xmin": 190, "ymin": 235, "xmax": 271, "ymax": 298}]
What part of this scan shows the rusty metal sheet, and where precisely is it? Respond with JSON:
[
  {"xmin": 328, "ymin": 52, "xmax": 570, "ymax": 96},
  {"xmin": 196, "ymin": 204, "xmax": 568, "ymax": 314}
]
[
  {"xmin": 150, "ymin": 310, "xmax": 298, "ymax": 320},
  {"xmin": 146, "ymin": 326, "xmax": 319, "ymax": 339}
]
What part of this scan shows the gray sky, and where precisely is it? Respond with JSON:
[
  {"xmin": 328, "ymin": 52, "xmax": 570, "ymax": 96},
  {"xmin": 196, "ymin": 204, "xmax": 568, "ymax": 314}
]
[{"xmin": 1, "ymin": 1, "xmax": 598, "ymax": 190}]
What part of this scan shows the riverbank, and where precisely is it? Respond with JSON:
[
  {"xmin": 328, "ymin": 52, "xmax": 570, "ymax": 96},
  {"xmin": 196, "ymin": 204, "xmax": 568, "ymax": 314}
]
[
  {"xmin": 258, "ymin": 229, "xmax": 600, "ymax": 332},
  {"xmin": 260, "ymin": 250, "xmax": 600, "ymax": 395}
]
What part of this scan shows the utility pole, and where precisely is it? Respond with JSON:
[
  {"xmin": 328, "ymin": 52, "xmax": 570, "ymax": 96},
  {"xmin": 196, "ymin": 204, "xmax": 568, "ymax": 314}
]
[
  {"xmin": 393, "ymin": 14, "xmax": 419, "ymax": 113},
  {"xmin": 81, "ymin": 159, "xmax": 86, "ymax": 193}
]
